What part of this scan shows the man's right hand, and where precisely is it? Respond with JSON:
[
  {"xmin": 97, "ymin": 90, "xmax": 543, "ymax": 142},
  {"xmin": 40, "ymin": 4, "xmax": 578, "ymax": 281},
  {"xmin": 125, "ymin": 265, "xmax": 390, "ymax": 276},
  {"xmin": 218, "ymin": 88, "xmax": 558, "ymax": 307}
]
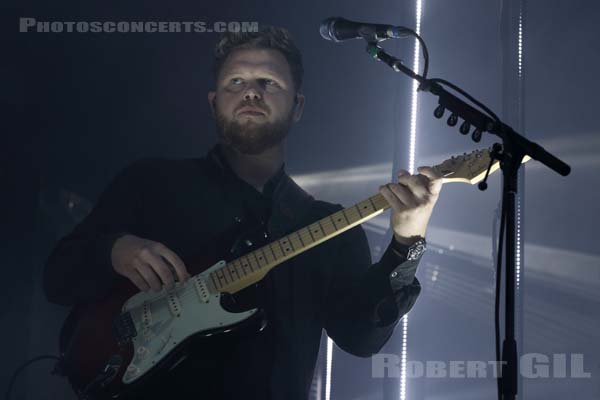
[{"xmin": 111, "ymin": 234, "xmax": 191, "ymax": 292}]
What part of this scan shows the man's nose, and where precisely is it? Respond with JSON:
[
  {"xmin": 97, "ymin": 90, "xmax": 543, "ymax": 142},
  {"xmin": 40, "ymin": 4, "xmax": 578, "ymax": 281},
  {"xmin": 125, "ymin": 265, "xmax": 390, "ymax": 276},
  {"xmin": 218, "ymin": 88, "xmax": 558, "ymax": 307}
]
[{"xmin": 243, "ymin": 82, "xmax": 263, "ymax": 101}]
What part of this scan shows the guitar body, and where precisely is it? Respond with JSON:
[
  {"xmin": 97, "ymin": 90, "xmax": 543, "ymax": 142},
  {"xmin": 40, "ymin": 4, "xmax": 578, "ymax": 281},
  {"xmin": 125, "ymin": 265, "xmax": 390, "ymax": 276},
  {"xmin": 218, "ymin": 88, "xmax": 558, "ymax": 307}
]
[{"xmin": 59, "ymin": 259, "xmax": 266, "ymax": 399}]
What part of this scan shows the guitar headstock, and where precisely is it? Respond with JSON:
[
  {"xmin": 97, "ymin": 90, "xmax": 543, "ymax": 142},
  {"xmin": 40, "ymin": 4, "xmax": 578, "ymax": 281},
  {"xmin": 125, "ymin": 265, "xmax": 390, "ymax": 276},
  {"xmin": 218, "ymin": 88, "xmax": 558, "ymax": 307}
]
[{"xmin": 433, "ymin": 148, "xmax": 531, "ymax": 185}]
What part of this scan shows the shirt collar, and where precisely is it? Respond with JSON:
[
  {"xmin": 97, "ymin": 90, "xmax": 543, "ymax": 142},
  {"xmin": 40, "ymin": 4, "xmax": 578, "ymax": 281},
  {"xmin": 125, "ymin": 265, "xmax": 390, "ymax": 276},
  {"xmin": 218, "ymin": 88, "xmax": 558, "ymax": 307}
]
[
  {"xmin": 204, "ymin": 144, "xmax": 316, "ymax": 235},
  {"xmin": 206, "ymin": 144, "xmax": 286, "ymax": 199}
]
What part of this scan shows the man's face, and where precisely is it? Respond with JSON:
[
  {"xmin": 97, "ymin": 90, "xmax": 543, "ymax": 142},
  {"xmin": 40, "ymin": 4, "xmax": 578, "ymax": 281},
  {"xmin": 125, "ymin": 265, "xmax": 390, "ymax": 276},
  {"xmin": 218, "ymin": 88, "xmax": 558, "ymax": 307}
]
[{"xmin": 208, "ymin": 48, "xmax": 305, "ymax": 155}]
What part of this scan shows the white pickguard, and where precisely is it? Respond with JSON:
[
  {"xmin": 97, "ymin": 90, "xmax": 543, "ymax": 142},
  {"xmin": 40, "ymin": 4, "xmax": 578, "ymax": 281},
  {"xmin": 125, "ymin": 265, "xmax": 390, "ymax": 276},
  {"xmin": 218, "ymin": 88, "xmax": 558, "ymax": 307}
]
[{"xmin": 119, "ymin": 260, "xmax": 257, "ymax": 384}]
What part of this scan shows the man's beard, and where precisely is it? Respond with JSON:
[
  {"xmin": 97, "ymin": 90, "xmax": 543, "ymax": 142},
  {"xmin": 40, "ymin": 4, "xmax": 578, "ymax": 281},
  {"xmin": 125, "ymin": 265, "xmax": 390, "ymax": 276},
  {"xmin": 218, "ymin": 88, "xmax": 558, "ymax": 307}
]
[{"xmin": 215, "ymin": 104, "xmax": 294, "ymax": 155}]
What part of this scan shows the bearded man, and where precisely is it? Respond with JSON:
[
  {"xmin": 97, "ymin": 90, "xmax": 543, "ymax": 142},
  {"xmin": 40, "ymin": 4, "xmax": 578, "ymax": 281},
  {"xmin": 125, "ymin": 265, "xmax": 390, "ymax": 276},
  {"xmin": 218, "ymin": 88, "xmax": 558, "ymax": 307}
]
[{"xmin": 44, "ymin": 25, "xmax": 442, "ymax": 400}]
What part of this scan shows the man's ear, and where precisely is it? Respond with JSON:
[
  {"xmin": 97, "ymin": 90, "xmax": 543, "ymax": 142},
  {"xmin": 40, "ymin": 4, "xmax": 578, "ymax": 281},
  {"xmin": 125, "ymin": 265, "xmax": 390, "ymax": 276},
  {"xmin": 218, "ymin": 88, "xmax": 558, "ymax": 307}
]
[
  {"xmin": 208, "ymin": 91, "xmax": 216, "ymax": 118},
  {"xmin": 292, "ymin": 93, "xmax": 305, "ymax": 123}
]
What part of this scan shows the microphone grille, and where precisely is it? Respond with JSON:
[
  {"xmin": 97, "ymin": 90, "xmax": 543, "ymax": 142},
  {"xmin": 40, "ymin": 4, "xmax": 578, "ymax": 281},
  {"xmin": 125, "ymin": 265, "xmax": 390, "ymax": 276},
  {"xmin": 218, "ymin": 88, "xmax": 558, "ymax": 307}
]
[{"xmin": 319, "ymin": 17, "xmax": 337, "ymax": 41}]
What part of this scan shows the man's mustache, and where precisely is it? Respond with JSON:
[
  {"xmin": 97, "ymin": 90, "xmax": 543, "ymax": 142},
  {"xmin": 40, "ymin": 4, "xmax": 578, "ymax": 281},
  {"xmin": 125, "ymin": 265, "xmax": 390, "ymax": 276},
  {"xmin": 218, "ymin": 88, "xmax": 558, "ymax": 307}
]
[{"xmin": 236, "ymin": 102, "xmax": 269, "ymax": 114}]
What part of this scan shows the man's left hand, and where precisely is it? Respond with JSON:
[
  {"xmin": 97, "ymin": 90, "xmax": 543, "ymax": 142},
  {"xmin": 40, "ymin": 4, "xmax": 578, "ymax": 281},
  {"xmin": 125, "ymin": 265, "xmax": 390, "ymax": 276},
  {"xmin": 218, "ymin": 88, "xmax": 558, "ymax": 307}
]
[{"xmin": 378, "ymin": 166, "xmax": 444, "ymax": 245}]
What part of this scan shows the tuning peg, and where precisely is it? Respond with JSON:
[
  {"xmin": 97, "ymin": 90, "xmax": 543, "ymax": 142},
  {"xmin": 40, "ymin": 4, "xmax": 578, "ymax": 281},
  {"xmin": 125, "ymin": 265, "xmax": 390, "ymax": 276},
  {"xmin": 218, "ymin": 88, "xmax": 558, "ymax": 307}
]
[
  {"xmin": 459, "ymin": 121, "xmax": 471, "ymax": 135},
  {"xmin": 472, "ymin": 129, "xmax": 483, "ymax": 142},
  {"xmin": 434, "ymin": 105, "xmax": 445, "ymax": 119},
  {"xmin": 447, "ymin": 114, "xmax": 458, "ymax": 127}
]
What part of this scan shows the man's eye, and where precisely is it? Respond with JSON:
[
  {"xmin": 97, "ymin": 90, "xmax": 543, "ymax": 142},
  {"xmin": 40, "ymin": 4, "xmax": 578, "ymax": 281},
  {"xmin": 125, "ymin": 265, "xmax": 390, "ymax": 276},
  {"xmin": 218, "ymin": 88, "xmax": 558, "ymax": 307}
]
[{"xmin": 228, "ymin": 78, "xmax": 278, "ymax": 87}]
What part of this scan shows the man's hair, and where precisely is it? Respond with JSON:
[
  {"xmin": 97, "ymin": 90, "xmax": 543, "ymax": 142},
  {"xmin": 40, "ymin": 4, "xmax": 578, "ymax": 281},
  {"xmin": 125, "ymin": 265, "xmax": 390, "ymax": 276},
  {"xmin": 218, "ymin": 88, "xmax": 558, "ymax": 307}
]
[{"xmin": 213, "ymin": 25, "xmax": 304, "ymax": 92}]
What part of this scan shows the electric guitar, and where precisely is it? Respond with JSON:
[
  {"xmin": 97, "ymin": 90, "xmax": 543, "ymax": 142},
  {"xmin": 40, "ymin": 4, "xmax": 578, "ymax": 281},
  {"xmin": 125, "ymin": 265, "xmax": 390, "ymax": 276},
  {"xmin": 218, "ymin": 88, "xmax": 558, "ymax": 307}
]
[{"xmin": 58, "ymin": 148, "xmax": 530, "ymax": 399}]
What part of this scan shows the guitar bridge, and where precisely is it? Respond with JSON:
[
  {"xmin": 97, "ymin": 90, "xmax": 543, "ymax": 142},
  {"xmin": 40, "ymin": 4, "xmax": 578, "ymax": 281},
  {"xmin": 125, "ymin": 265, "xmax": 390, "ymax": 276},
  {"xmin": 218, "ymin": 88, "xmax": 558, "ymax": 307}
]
[{"xmin": 112, "ymin": 311, "xmax": 137, "ymax": 346}]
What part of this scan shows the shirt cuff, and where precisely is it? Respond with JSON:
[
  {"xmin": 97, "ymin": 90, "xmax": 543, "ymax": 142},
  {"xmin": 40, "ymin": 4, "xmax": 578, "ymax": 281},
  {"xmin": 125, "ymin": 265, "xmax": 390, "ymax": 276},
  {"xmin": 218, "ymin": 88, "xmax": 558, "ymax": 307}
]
[
  {"xmin": 380, "ymin": 237, "xmax": 421, "ymax": 288},
  {"xmin": 365, "ymin": 238, "xmax": 423, "ymax": 326}
]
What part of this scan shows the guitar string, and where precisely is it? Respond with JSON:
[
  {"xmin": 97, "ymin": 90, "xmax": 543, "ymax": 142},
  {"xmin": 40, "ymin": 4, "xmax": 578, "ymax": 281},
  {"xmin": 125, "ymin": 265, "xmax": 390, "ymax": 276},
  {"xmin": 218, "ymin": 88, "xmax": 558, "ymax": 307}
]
[
  {"xmin": 132, "ymin": 174, "xmax": 456, "ymax": 311},
  {"xmin": 125, "ymin": 153, "xmax": 485, "ymax": 313},
  {"xmin": 127, "ymin": 180, "xmax": 430, "ymax": 311},
  {"xmin": 125, "ymin": 154, "xmax": 486, "ymax": 318},
  {"xmin": 128, "ymin": 199, "xmax": 387, "ymax": 311}
]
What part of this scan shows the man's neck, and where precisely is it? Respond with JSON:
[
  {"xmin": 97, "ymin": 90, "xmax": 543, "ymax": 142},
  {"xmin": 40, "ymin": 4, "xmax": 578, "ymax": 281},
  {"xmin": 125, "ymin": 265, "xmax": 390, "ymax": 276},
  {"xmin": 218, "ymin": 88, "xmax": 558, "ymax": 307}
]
[{"xmin": 218, "ymin": 142, "xmax": 285, "ymax": 193}]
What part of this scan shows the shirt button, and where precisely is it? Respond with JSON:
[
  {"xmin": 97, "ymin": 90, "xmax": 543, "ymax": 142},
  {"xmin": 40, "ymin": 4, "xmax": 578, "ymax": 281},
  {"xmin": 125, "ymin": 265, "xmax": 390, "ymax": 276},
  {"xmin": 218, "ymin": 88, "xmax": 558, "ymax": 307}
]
[{"xmin": 390, "ymin": 271, "xmax": 398, "ymax": 278}]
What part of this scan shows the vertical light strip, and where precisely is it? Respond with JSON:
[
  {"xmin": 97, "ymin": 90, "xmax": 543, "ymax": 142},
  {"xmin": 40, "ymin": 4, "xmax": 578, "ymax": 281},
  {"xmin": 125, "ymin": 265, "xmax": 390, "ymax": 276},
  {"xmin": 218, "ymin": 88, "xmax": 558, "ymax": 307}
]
[
  {"xmin": 401, "ymin": 1, "xmax": 423, "ymax": 400},
  {"xmin": 325, "ymin": 337, "xmax": 333, "ymax": 400},
  {"xmin": 516, "ymin": 198, "xmax": 522, "ymax": 288},
  {"xmin": 517, "ymin": 11, "xmax": 523, "ymax": 79},
  {"xmin": 399, "ymin": 315, "xmax": 408, "ymax": 399},
  {"xmin": 408, "ymin": 0, "xmax": 423, "ymax": 175},
  {"xmin": 515, "ymin": 4, "xmax": 523, "ymax": 289}
]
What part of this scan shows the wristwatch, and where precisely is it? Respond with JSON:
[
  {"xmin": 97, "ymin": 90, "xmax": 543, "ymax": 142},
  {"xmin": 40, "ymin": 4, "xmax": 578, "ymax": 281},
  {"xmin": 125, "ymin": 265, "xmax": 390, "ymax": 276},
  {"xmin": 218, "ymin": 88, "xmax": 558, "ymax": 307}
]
[{"xmin": 391, "ymin": 237, "xmax": 427, "ymax": 261}]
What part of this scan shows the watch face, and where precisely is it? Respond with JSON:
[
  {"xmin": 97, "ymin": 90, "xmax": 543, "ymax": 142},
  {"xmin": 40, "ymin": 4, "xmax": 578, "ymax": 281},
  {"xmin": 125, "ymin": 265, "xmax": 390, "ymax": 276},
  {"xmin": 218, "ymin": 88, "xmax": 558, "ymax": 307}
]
[{"xmin": 407, "ymin": 240, "xmax": 426, "ymax": 260}]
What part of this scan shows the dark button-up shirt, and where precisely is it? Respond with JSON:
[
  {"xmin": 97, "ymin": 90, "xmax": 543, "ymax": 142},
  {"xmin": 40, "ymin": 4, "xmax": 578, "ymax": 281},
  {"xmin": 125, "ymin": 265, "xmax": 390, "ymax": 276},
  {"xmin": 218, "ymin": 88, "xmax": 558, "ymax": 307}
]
[{"xmin": 43, "ymin": 144, "xmax": 422, "ymax": 400}]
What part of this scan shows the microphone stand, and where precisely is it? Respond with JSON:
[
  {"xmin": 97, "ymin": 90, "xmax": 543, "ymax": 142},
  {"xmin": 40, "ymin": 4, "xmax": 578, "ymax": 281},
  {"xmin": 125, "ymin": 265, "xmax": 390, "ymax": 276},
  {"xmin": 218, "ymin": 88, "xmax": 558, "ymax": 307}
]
[{"xmin": 363, "ymin": 40, "xmax": 570, "ymax": 400}]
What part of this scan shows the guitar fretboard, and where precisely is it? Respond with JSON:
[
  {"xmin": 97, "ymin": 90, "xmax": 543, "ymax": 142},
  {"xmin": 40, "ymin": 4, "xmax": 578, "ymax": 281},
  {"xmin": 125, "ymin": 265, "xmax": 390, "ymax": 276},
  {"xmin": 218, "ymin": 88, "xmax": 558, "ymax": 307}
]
[
  {"xmin": 208, "ymin": 193, "xmax": 390, "ymax": 294},
  {"xmin": 205, "ymin": 149, "xmax": 530, "ymax": 294}
]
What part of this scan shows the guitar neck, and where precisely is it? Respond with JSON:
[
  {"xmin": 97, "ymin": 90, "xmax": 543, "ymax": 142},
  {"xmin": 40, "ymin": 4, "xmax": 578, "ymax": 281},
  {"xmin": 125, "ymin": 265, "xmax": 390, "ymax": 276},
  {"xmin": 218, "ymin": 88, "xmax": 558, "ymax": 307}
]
[
  {"xmin": 209, "ymin": 192, "xmax": 390, "ymax": 294},
  {"xmin": 208, "ymin": 149, "xmax": 531, "ymax": 294}
]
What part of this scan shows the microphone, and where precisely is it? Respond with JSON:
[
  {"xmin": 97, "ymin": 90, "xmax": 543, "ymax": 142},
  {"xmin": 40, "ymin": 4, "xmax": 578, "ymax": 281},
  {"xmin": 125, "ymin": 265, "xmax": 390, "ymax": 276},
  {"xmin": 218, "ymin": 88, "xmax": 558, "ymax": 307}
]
[{"xmin": 320, "ymin": 17, "xmax": 412, "ymax": 42}]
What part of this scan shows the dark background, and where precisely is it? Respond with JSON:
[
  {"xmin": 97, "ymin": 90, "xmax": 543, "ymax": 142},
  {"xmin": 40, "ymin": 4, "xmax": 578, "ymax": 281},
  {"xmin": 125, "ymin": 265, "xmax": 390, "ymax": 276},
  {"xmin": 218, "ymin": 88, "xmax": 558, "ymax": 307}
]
[{"xmin": 3, "ymin": 0, "xmax": 599, "ymax": 399}]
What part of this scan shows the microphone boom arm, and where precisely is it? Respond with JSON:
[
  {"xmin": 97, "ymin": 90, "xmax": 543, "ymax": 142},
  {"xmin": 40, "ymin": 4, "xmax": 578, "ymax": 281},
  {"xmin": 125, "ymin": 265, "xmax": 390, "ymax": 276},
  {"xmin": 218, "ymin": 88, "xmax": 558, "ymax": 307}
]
[{"xmin": 365, "ymin": 41, "xmax": 570, "ymax": 176}]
